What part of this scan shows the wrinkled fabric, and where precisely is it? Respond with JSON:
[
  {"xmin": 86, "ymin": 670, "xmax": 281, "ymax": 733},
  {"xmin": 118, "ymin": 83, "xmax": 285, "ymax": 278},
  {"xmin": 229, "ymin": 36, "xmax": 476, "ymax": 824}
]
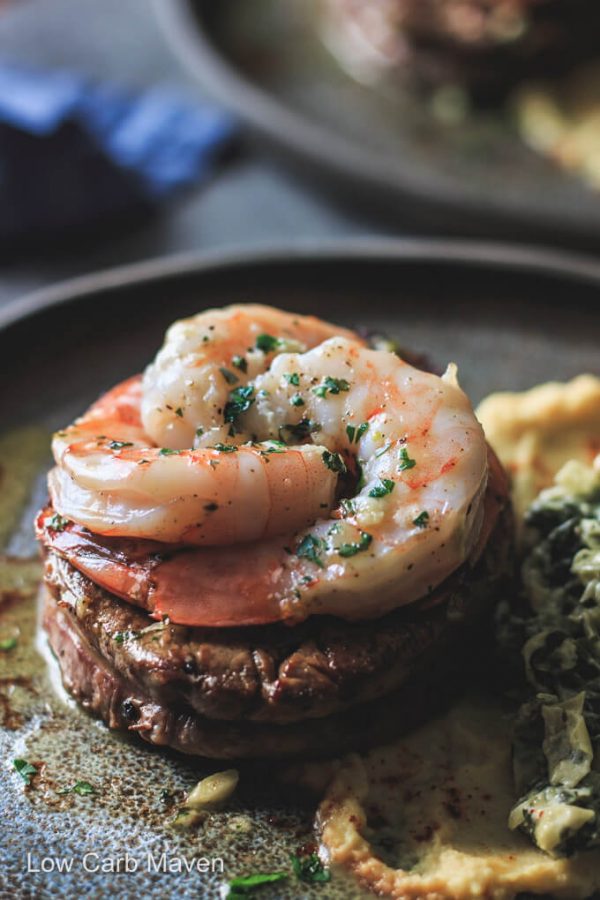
[{"xmin": 0, "ymin": 65, "xmax": 236, "ymax": 242}]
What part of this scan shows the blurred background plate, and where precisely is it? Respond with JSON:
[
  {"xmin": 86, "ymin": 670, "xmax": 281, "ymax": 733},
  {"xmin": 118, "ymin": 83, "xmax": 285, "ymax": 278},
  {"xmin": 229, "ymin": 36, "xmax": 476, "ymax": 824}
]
[{"xmin": 157, "ymin": 0, "xmax": 600, "ymax": 251}]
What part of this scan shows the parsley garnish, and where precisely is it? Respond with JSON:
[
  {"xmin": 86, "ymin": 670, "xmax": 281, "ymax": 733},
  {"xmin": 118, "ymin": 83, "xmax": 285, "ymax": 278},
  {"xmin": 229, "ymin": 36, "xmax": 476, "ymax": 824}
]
[
  {"xmin": 285, "ymin": 372, "xmax": 300, "ymax": 386},
  {"xmin": 13, "ymin": 759, "xmax": 37, "ymax": 785},
  {"xmin": 0, "ymin": 636, "xmax": 17, "ymax": 652},
  {"xmin": 296, "ymin": 534, "xmax": 326, "ymax": 568},
  {"xmin": 158, "ymin": 448, "xmax": 181, "ymax": 456},
  {"xmin": 369, "ymin": 479, "xmax": 395, "ymax": 498},
  {"xmin": 322, "ymin": 450, "xmax": 347, "ymax": 474},
  {"xmin": 313, "ymin": 376, "xmax": 350, "ymax": 398},
  {"xmin": 224, "ymin": 385, "xmax": 255, "ymax": 425},
  {"xmin": 398, "ymin": 447, "xmax": 416, "ymax": 470},
  {"xmin": 227, "ymin": 872, "xmax": 288, "ymax": 896},
  {"xmin": 113, "ymin": 630, "xmax": 139, "ymax": 644},
  {"xmin": 255, "ymin": 333, "xmax": 280, "ymax": 353},
  {"xmin": 346, "ymin": 421, "xmax": 369, "ymax": 444},
  {"xmin": 47, "ymin": 513, "xmax": 69, "ymax": 532},
  {"xmin": 232, "ymin": 355, "xmax": 248, "ymax": 373},
  {"xmin": 413, "ymin": 511, "xmax": 429, "ymax": 528},
  {"xmin": 108, "ymin": 440, "xmax": 134, "ymax": 450},
  {"xmin": 57, "ymin": 781, "xmax": 96, "ymax": 796},
  {"xmin": 290, "ymin": 394, "xmax": 305, "ymax": 407},
  {"xmin": 375, "ymin": 442, "xmax": 391, "ymax": 459},
  {"xmin": 212, "ymin": 443, "xmax": 237, "ymax": 453},
  {"xmin": 340, "ymin": 498, "xmax": 356, "ymax": 516},
  {"xmin": 196, "ymin": 427, "xmax": 204, "ymax": 438},
  {"xmin": 290, "ymin": 852, "xmax": 331, "ymax": 884},
  {"xmin": 175, "ymin": 407, "xmax": 184, "ymax": 418},
  {"xmin": 258, "ymin": 440, "xmax": 286, "ymax": 455},
  {"xmin": 280, "ymin": 419, "xmax": 321, "ymax": 442},
  {"xmin": 338, "ymin": 531, "xmax": 373, "ymax": 558},
  {"xmin": 220, "ymin": 367, "xmax": 239, "ymax": 385}
]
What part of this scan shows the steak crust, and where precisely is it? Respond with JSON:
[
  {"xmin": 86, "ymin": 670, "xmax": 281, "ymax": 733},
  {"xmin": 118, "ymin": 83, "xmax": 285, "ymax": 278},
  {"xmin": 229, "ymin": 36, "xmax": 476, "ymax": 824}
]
[
  {"xmin": 42, "ymin": 585, "xmax": 484, "ymax": 760},
  {"xmin": 43, "ymin": 501, "xmax": 512, "ymax": 757}
]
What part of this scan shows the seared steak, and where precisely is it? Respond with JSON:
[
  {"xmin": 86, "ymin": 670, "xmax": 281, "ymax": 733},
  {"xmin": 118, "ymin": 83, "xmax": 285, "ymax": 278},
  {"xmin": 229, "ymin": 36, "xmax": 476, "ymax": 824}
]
[{"xmin": 42, "ymin": 504, "xmax": 511, "ymax": 757}]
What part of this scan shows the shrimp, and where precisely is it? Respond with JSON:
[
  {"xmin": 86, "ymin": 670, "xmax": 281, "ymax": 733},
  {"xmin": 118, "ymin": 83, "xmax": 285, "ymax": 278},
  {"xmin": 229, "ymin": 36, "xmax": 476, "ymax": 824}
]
[
  {"xmin": 49, "ymin": 306, "xmax": 365, "ymax": 545},
  {"xmin": 141, "ymin": 303, "xmax": 364, "ymax": 449},
  {"xmin": 39, "ymin": 450, "xmax": 506, "ymax": 627},
  {"xmin": 49, "ymin": 378, "xmax": 339, "ymax": 545},
  {"xmin": 45, "ymin": 320, "xmax": 494, "ymax": 624}
]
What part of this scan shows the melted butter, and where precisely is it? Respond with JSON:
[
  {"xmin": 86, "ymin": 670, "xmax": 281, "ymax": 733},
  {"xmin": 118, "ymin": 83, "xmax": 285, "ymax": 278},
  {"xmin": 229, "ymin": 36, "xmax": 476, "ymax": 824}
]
[
  {"xmin": 319, "ymin": 696, "xmax": 600, "ymax": 899},
  {"xmin": 0, "ymin": 426, "xmax": 49, "ymax": 549}
]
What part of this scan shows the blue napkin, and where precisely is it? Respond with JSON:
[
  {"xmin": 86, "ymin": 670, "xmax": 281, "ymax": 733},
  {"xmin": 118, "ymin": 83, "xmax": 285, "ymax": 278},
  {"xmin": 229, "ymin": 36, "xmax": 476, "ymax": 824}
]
[{"xmin": 0, "ymin": 66, "xmax": 237, "ymax": 245}]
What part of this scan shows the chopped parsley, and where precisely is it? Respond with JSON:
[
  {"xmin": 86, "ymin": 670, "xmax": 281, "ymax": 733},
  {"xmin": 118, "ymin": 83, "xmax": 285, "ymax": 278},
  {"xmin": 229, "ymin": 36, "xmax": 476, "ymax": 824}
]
[
  {"xmin": 313, "ymin": 376, "xmax": 350, "ymax": 398},
  {"xmin": 340, "ymin": 498, "xmax": 356, "ymax": 516},
  {"xmin": 108, "ymin": 440, "xmax": 134, "ymax": 450},
  {"xmin": 158, "ymin": 448, "xmax": 181, "ymax": 456},
  {"xmin": 296, "ymin": 534, "xmax": 326, "ymax": 568},
  {"xmin": 338, "ymin": 531, "xmax": 373, "ymax": 558},
  {"xmin": 220, "ymin": 367, "xmax": 239, "ymax": 385},
  {"xmin": 114, "ymin": 620, "xmax": 168, "ymax": 644},
  {"xmin": 259, "ymin": 440, "xmax": 286, "ymax": 455},
  {"xmin": 322, "ymin": 450, "xmax": 347, "ymax": 475},
  {"xmin": 369, "ymin": 479, "xmax": 395, "ymax": 498},
  {"xmin": 47, "ymin": 513, "xmax": 69, "ymax": 532},
  {"xmin": 280, "ymin": 418, "xmax": 321, "ymax": 443},
  {"xmin": 232, "ymin": 355, "xmax": 248, "ymax": 373},
  {"xmin": 13, "ymin": 759, "xmax": 37, "ymax": 785},
  {"xmin": 113, "ymin": 630, "xmax": 139, "ymax": 644},
  {"xmin": 196, "ymin": 427, "xmax": 204, "ymax": 438},
  {"xmin": 212, "ymin": 443, "xmax": 237, "ymax": 453},
  {"xmin": 346, "ymin": 421, "xmax": 369, "ymax": 444},
  {"xmin": 57, "ymin": 781, "xmax": 96, "ymax": 796},
  {"xmin": 285, "ymin": 372, "xmax": 300, "ymax": 386},
  {"xmin": 290, "ymin": 852, "xmax": 331, "ymax": 884},
  {"xmin": 399, "ymin": 447, "xmax": 416, "ymax": 471},
  {"xmin": 0, "ymin": 636, "xmax": 17, "ymax": 652},
  {"xmin": 413, "ymin": 511, "xmax": 429, "ymax": 528},
  {"xmin": 290, "ymin": 394, "xmax": 305, "ymax": 407},
  {"xmin": 375, "ymin": 442, "xmax": 392, "ymax": 459},
  {"xmin": 175, "ymin": 407, "xmax": 184, "ymax": 418},
  {"xmin": 227, "ymin": 872, "xmax": 288, "ymax": 896},
  {"xmin": 355, "ymin": 459, "xmax": 366, "ymax": 491},
  {"xmin": 255, "ymin": 333, "xmax": 280, "ymax": 353},
  {"xmin": 224, "ymin": 385, "xmax": 255, "ymax": 426}
]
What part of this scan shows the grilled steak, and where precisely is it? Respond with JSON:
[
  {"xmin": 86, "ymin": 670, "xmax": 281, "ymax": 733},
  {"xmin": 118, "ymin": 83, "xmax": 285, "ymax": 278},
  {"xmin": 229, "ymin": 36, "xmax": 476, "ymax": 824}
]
[{"xmin": 42, "ymin": 503, "xmax": 511, "ymax": 757}]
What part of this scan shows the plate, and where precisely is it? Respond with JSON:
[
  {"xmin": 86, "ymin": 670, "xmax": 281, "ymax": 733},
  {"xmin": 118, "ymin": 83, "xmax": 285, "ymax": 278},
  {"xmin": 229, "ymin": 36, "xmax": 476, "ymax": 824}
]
[
  {"xmin": 156, "ymin": 0, "xmax": 600, "ymax": 250},
  {"xmin": 2, "ymin": 239, "xmax": 600, "ymax": 900}
]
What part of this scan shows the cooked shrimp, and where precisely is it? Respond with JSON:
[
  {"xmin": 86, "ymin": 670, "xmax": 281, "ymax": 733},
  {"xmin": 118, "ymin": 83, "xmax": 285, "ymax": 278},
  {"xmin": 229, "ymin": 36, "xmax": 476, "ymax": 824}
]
[
  {"xmin": 234, "ymin": 336, "xmax": 489, "ymax": 619},
  {"xmin": 39, "ymin": 449, "xmax": 505, "ymax": 628},
  {"xmin": 49, "ymin": 377, "xmax": 339, "ymax": 544},
  {"xmin": 46, "ymin": 321, "xmax": 491, "ymax": 624},
  {"xmin": 141, "ymin": 303, "xmax": 364, "ymax": 449},
  {"xmin": 49, "ymin": 305, "xmax": 364, "ymax": 545}
]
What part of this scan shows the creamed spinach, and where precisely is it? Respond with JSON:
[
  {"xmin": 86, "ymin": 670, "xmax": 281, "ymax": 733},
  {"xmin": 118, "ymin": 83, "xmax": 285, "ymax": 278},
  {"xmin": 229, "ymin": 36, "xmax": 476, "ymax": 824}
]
[{"xmin": 501, "ymin": 460, "xmax": 600, "ymax": 857}]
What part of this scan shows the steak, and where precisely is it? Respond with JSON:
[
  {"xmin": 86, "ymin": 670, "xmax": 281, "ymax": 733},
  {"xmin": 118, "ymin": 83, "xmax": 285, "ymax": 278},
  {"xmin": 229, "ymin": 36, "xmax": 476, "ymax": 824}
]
[{"xmin": 42, "ymin": 503, "xmax": 512, "ymax": 757}]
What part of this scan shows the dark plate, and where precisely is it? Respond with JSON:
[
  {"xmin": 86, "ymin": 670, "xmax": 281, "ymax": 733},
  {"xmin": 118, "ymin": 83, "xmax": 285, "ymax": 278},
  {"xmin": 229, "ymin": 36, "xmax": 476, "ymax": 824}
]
[
  {"xmin": 156, "ymin": 0, "xmax": 600, "ymax": 250},
  {"xmin": 2, "ymin": 239, "xmax": 600, "ymax": 900}
]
